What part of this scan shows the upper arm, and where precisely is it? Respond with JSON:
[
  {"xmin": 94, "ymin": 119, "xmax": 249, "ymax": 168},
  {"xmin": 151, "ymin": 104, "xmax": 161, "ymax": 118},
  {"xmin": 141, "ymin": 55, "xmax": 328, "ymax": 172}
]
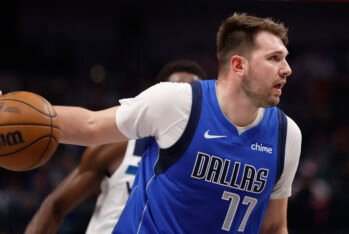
[
  {"xmin": 271, "ymin": 117, "xmax": 302, "ymax": 199},
  {"xmin": 80, "ymin": 142, "xmax": 128, "ymax": 175},
  {"xmin": 116, "ymin": 82, "xmax": 192, "ymax": 148},
  {"xmin": 92, "ymin": 107, "xmax": 128, "ymax": 145},
  {"xmin": 259, "ymin": 198, "xmax": 288, "ymax": 234}
]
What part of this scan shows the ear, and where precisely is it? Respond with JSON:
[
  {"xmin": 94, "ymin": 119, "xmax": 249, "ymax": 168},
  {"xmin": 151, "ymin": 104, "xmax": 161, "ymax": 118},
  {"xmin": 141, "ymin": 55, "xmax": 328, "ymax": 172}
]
[{"xmin": 230, "ymin": 55, "xmax": 246, "ymax": 76}]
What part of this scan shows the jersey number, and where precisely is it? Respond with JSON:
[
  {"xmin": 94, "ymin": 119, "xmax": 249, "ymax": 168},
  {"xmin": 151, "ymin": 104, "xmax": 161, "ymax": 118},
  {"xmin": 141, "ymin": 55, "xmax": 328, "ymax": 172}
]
[{"xmin": 221, "ymin": 191, "xmax": 257, "ymax": 232}]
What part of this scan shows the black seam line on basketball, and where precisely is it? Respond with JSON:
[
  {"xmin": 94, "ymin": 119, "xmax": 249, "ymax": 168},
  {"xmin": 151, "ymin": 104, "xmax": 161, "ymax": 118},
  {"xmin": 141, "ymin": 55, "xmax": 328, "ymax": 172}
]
[
  {"xmin": 0, "ymin": 135, "xmax": 58, "ymax": 157},
  {"xmin": 0, "ymin": 124, "xmax": 61, "ymax": 129},
  {"xmin": 42, "ymin": 94, "xmax": 54, "ymax": 159},
  {"xmin": 25, "ymin": 133, "xmax": 53, "ymax": 170},
  {"xmin": 0, "ymin": 98, "xmax": 57, "ymax": 117},
  {"xmin": 37, "ymin": 95, "xmax": 58, "ymax": 118}
]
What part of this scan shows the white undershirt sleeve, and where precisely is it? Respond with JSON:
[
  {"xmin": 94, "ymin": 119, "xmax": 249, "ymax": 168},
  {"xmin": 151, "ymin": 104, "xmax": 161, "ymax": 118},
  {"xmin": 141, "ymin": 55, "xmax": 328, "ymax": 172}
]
[
  {"xmin": 116, "ymin": 82, "xmax": 192, "ymax": 149},
  {"xmin": 270, "ymin": 116, "xmax": 302, "ymax": 199},
  {"xmin": 116, "ymin": 82, "xmax": 301, "ymax": 199}
]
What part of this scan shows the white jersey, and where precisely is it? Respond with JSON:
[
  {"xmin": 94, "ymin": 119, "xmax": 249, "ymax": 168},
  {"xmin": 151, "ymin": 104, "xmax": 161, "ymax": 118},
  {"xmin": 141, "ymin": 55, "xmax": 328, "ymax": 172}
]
[{"xmin": 85, "ymin": 139, "xmax": 145, "ymax": 234}]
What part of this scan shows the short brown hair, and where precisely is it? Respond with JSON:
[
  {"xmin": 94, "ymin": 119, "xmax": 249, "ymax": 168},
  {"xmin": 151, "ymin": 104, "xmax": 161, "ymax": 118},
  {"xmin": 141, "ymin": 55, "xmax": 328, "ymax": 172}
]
[{"xmin": 216, "ymin": 12, "xmax": 288, "ymax": 74}]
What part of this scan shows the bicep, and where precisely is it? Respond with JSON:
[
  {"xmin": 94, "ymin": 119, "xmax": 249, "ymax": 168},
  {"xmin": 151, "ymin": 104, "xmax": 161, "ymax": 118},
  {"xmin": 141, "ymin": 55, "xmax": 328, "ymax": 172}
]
[
  {"xmin": 92, "ymin": 107, "xmax": 128, "ymax": 145},
  {"xmin": 260, "ymin": 198, "xmax": 288, "ymax": 234}
]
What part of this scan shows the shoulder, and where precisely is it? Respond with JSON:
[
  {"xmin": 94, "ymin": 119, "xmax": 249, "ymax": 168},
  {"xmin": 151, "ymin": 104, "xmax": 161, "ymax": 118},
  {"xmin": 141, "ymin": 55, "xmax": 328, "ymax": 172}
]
[
  {"xmin": 116, "ymin": 82, "xmax": 196, "ymax": 145},
  {"xmin": 285, "ymin": 115, "xmax": 302, "ymax": 143},
  {"xmin": 117, "ymin": 82, "xmax": 193, "ymax": 139},
  {"xmin": 133, "ymin": 82, "xmax": 192, "ymax": 106},
  {"xmin": 270, "ymin": 114, "xmax": 302, "ymax": 199},
  {"xmin": 147, "ymin": 82, "xmax": 192, "ymax": 94},
  {"xmin": 118, "ymin": 82, "xmax": 192, "ymax": 117}
]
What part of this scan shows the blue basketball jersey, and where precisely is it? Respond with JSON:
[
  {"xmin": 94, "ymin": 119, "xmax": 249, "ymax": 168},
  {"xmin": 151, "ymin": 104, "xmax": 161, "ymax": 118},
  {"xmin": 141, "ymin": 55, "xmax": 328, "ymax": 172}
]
[{"xmin": 113, "ymin": 80, "xmax": 287, "ymax": 234}]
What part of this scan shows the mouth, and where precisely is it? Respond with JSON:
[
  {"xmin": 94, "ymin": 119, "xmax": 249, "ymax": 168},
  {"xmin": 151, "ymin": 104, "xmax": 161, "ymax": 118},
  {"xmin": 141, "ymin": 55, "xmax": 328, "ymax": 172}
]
[
  {"xmin": 274, "ymin": 84, "xmax": 282, "ymax": 89},
  {"xmin": 273, "ymin": 81, "xmax": 286, "ymax": 95}
]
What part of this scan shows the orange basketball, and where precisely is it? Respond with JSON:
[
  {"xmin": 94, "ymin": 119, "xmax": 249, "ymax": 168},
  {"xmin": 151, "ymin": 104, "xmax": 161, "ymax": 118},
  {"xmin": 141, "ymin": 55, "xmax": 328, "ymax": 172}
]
[{"xmin": 0, "ymin": 91, "xmax": 61, "ymax": 171}]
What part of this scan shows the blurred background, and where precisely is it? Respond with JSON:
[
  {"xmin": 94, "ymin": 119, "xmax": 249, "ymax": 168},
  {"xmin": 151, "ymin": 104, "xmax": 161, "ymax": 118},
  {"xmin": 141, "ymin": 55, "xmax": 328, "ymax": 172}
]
[{"xmin": 1, "ymin": 1, "xmax": 349, "ymax": 233}]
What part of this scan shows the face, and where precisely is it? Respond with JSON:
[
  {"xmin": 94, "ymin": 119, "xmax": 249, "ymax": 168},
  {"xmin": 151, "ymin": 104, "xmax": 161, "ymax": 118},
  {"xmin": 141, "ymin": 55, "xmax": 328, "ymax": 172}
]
[
  {"xmin": 167, "ymin": 72, "xmax": 200, "ymax": 83},
  {"xmin": 241, "ymin": 31, "xmax": 292, "ymax": 107}
]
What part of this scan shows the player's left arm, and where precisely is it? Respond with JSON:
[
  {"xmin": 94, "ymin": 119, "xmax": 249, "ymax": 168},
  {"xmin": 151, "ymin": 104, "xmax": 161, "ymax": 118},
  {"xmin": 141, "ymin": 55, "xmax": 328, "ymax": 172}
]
[
  {"xmin": 260, "ymin": 116, "xmax": 302, "ymax": 234},
  {"xmin": 259, "ymin": 198, "xmax": 288, "ymax": 234}
]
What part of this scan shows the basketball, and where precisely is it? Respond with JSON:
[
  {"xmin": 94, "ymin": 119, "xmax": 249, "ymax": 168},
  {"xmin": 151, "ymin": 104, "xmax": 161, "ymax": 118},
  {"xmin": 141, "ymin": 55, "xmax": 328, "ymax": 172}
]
[{"xmin": 0, "ymin": 91, "xmax": 61, "ymax": 171}]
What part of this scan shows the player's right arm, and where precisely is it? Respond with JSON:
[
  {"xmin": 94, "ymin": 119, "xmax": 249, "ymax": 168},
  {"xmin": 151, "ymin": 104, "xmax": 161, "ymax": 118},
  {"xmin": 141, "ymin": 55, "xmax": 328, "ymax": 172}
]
[
  {"xmin": 54, "ymin": 82, "xmax": 192, "ymax": 149},
  {"xmin": 24, "ymin": 142, "xmax": 128, "ymax": 234},
  {"xmin": 54, "ymin": 106, "xmax": 127, "ymax": 146}
]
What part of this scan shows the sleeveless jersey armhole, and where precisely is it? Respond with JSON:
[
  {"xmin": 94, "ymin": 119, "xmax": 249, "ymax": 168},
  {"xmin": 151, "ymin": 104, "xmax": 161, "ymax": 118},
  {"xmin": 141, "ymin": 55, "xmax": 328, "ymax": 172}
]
[
  {"xmin": 276, "ymin": 108, "xmax": 288, "ymax": 184},
  {"xmin": 154, "ymin": 81, "xmax": 202, "ymax": 176}
]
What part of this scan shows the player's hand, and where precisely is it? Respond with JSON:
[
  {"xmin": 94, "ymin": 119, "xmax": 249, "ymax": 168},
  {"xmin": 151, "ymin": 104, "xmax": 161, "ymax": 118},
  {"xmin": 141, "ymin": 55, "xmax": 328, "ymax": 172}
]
[{"xmin": 0, "ymin": 90, "xmax": 2, "ymax": 96}]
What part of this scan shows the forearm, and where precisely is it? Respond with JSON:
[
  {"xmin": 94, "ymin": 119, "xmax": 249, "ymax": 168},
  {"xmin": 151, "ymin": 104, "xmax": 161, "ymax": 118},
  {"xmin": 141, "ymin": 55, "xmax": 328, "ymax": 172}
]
[
  {"xmin": 55, "ymin": 106, "xmax": 126, "ymax": 146},
  {"xmin": 259, "ymin": 227, "xmax": 288, "ymax": 234},
  {"xmin": 55, "ymin": 106, "xmax": 96, "ymax": 146},
  {"xmin": 25, "ymin": 197, "xmax": 63, "ymax": 234},
  {"xmin": 260, "ymin": 198, "xmax": 288, "ymax": 234},
  {"xmin": 25, "ymin": 167, "xmax": 103, "ymax": 234}
]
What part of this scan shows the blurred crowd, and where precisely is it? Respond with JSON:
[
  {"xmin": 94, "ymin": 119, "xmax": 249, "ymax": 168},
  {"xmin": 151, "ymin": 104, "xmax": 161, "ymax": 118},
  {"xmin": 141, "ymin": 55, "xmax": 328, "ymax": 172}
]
[
  {"xmin": 1, "ymin": 1, "xmax": 349, "ymax": 233},
  {"xmin": 285, "ymin": 47, "xmax": 349, "ymax": 234}
]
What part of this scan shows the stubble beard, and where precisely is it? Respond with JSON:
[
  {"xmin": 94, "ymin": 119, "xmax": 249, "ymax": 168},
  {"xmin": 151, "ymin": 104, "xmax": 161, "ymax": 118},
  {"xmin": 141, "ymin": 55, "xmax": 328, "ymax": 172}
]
[{"xmin": 241, "ymin": 75, "xmax": 280, "ymax": 108}]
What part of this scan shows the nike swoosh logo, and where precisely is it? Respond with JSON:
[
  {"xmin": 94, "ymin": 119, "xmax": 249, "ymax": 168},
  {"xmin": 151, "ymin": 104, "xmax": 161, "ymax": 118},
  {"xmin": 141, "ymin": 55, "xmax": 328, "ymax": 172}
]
[{"xmin": 204, "ymin": 130, "xmax": 227, "ymax": 139}]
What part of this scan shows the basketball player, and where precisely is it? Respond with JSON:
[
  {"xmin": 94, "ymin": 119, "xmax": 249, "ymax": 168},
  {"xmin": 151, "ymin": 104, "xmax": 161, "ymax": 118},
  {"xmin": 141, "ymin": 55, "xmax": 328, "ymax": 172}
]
[
  {"xmin": 24, "ymin": 60, "xmax": 206, "ymax": 234},
  {"xmin": 21, "ymin": 13, "xmax": 302, "ymax": 233}
]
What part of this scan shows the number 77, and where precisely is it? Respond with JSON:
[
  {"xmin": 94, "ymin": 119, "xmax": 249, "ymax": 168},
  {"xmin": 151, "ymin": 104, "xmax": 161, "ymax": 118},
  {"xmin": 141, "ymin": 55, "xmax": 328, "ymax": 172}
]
[{"xmin": 221, "ymin": 191, "xmax": 258, "ymax": 232}]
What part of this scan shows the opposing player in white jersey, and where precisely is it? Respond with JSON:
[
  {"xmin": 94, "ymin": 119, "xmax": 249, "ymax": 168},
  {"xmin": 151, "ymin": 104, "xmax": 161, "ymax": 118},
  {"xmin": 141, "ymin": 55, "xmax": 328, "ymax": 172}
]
[{"xmin": 24, "ymin": 60, "xmax": 206, "ymax": 234}]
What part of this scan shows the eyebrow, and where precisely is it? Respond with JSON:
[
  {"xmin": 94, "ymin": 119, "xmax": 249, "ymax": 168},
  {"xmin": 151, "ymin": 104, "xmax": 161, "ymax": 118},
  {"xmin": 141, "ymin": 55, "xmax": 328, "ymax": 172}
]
[{"xmin": 267, "ymin": 50, "xmax": 289, "ymax": 57}]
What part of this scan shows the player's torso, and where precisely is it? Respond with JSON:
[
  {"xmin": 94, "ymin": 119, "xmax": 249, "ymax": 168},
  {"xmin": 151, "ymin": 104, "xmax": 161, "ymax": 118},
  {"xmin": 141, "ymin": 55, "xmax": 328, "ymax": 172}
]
[
  {"xmin": 114, "ymin": 80, "xmax": 282, "ymax": 234},
  {"xmin": 86, "ymin": 139, "xmax": 149, "ymax": 234}
]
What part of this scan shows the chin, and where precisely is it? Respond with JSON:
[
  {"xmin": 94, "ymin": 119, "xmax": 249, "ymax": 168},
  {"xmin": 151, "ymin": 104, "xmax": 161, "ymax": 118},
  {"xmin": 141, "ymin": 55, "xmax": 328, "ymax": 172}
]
[
  {"xmin": 270, "ymin": 98, "xmax": 280, "ymax": 106},
  {"xmin": 262, "ymin": 98, "xmax": 280, "ymax": 107}
]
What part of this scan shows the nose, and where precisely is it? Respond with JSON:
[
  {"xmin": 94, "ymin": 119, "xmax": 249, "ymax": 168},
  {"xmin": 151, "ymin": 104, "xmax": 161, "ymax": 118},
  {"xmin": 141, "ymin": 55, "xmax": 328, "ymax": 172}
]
[{"xmin": 280, "ymin": 60, "xmax": 292, "ymax": 78}]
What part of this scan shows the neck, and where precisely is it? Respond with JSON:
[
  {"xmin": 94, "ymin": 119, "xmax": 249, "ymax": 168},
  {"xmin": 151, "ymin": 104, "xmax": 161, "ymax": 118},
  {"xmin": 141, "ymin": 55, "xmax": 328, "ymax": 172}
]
[{"xmin": 216, "ymin": 77, "xmax": 259, "ymax": 127}]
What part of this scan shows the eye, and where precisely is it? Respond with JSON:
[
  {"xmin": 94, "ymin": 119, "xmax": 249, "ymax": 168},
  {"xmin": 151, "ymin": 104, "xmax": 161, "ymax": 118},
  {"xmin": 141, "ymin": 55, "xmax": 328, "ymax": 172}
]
[{"xmin": 269, "ymin": 55, "xmax": 281, "ymax": 62}]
